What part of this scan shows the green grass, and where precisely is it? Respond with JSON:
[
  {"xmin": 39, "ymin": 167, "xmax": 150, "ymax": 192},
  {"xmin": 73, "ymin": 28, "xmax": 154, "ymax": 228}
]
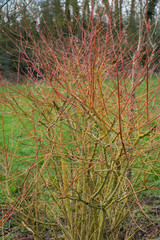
[{"xmin": 0, "ymin": 79, "xmax": 159, "ymax": 186}]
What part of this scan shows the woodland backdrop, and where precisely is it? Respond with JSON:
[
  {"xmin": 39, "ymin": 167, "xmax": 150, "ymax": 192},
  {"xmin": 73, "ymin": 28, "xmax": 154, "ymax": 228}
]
[{"xmin": 0, "ymin": 0, "xmax": 160, "ymax": 77}]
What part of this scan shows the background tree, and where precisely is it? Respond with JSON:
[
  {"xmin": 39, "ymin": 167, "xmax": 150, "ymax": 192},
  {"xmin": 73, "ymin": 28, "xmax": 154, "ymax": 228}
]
[
  {"xmin": 82, "ymin": 0, "xmax": 90, "ymax": 27},
  {"xmin": 147, "ymin": 0, "xmax": 159, "ymax": 21},
  {"xmin": 40, "ymin": 0, "xmax": 54, "ymax": 33},
  {"xmin": 52, "ymin": 0, "xmax": 64, "ymax": 29},
  {"xmin": 0, "ymin": 0, "xmax": 160, "ymax": 74}
]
